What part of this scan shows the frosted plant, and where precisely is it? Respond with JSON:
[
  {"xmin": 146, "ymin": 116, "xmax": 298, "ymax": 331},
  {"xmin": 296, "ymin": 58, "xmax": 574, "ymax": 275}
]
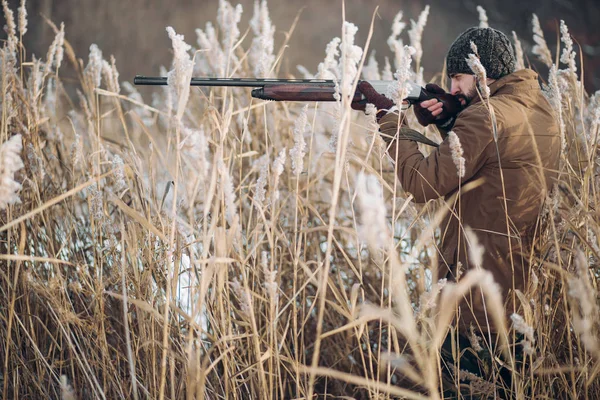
[
  {"xmin": 1, "ymin": 0, "xmax": 17, "ymax": 56},
  {"xmin": 254, "ymin": 154, "xmax": 269, "ymax": 206},
  {"xmin": 477, "ymin": 5, "xmax": 489, "ymax": 28},
  {"xmin": 408, "ymin": 5, "xmax": 430, "ymax": 68},
  {"xmin": 218, "ymin": 159, "xmax": 238, "ymax": 226},
  {"xmin": 249, "ymin": 0, "xmax": 275, "ymax": 77},
  {"xmin": 543, "ymin": 65, "xmax": 565, "ymax": 152},
  {"xmin": 101, "ymin": 57, "xmax": 120, "ymax": 94},
  {"xmin": 122, "ymin": 81, "xmax": 154, "ymax": 126},
  {"xmin": 356, "ymin": 172, "xmax": 389, "ymax": 250},
  {"xmin": 585, "ymin": 91, "xmax": 600, "ymax": 144},
  {"xmin": 317, "ymin": 37, "xmax": 341, "ymax": 79},
  {"xmin": 216, "ymin": 0, "xmax": 243, "ymax": 71},
  {"xmin": 112, "ymin": 155, "xmax": 127, "ymax": 192},
  {"xmin": 59, "ymin": 376, "xmax": 76, "ymax": 400},
  {"xmin": 296, "ymin": 65, "xmax": 313, "ymax": 79},
  {"xmin": 2, "ymin": 1, "xmax": 16, "ymax": 38},
  {"xmin": 465, "ymin": 226, "xmax": 483, "ymax": 268},
  {"xmin": 18, "ymin": 0, "xmax": 27, "ymax": 36},
  {"xmin": 559, "ymin": 20, "xmax": 577, "ymax": 78},
  {"xmin": 362, "ymin": 51, "xmax": 381, "ymax": 80},
  {"xmin": 327, "ymin": 105, "xmax": 342, "ymax": 152},
  {"xmin": 512, "ymin": 31, "xmax": 525, "ymax": 70},
  {"xmin": 466, "ymin": 42, "xmax": 490, "ymax": 99},
  {"xmin": 511, "ymin": 313, "xmax": 536, "ymax": 355},
  {"xmin": 231, "ymin": 279, "xmax": 252, "ymax": 317},
  {"xmin": 54, "ymin": 23, "xmax": 65, "ymax": 71},
  {"xmin": 339, "ymin": 26, "xmax": 363, "ymax": 89},
  {"xmin": 468, "ymin": 324, "xmax": 484, "ymax": 351},
  {"xmin": 449, "ymin": 364, "xmax": 496, "ymax": 394},
  {"xmin": 262, "ymin": 251, "xmax": 278, "ymax": 302},
  {"xmin": 290, "ymin": 105, "xmax": 308, "ymax": 176},
  {"xmin": 27, "ymin": 56, "xmax": 42, "ymax": 121},
  {"xmin": 568, "ymin": 250, "xmax": 600, "ymax": 356},
  {"xmin": 88, "ymin": 183, "xmax": 104, "ymax": 221},
  {"xmin": 385, "ymin": 45, "xmax": 415, "ymax": 106},
  {"xmin": 364, "ymin": 103, "xmax": 379, "ymax": 133},
  {"xmin": 70, "ymin": 133, "xmax": 82, "ymax": 169},
  {"xmin": 387, "ymin": 11, "xmax": 407, "ymax": 71},
  {"xmin": 0, "ymin": 134, "xmax": 25, "ymax": 210},
  {"xmin": 448, "ymin": 131, "xmax": 465, "ymax": 178},
  {"xmin": 196, "ymin": 23, "xmax": 226, "ymax": 76},
  {"xmin": 44, "ymin": 78, "xmax": 57, "ymax": 124},
  {"xmin": 531, "ymin": 14, "xmax": 553, "ymax": 68},
  {"xmin": 84, "ymin": 44, "xmax": 103, "ymax": 89},
  {"xmin": 166, "ymin": 26, "xmax": 194, "ymax": 123},
  {"xmin": 382, "ymin": 57, "xmax": 393, "ymax": 81},
  {"xmin": 313, "ymin": 36, "xmax": 343, "ymax": 150},
  {"xmin": 26, "ymin": 143, "xmax": 44, "ymax": 181},
  {"xmin": 179, "ymin": 125, "xmax": 211, "ymax": 205},
  {"xmin": 415, "ymin": 65, "xmax": 424, "ymax": 86},
  {"xmin": 418, "ymin": 278, "xmax": 447, "ymax": 315},
  {"xmin": 271, "ymin": 148, "xmax": 286, "ymax": 204}
]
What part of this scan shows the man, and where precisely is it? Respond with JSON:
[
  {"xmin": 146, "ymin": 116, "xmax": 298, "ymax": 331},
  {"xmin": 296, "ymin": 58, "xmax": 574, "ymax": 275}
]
[{"xmin": 355, "ymin": 27, "xmax": 560, "ymax": 396}]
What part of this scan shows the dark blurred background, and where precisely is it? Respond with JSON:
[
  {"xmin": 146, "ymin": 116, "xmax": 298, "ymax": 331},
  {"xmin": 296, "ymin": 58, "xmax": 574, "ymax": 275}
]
[{"xmin": 3, "ymin": 0, "xmax": 600, "ymax": 93}]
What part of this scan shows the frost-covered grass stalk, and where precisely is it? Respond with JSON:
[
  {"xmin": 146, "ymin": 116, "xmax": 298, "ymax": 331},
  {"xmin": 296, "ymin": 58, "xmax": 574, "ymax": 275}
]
[
  {"xmin": 17, "ymin": 0, "xmax": 27, "ymax": 37},
  {"xmin": 408, "ymin": 5, "xmax": 429, "ymax": 69},
  {"xmin": 0, "ymin": 134, "xmax": 24, "ymax": 209},
  {"xmin": 385, "ymin": 45, "xmax": 416, "ymax": 106},
  {"xmin": 559, "ymin": 20, "xmax": 577, "ymax": 80},
  {"xmin": 512, "ymin": 31, "xmax": 525, "ymax": 70},
  {"xmin": 337, "ymin": 21, "xmax": 363, "ymax": 98},
  {"xmin": 166, "ymin": 26, "xmax": 194, "ymax": 123},
  {"xmin": 531, "ymin": 13, "xmax": 553, "ymax": 68},
  {"xmin": 249, "ymin": 0, "xmax": 275, "ymax": 77},
  {"xmin": 356, "ymin": 172, "xmax": 389, "ymax": 249},
  {"xmin": 448, "ymin": 131, "xmax": 465, "ymax": 178},
  {"xmin": 466, "ymin": 41, "xmax": 490, "ymax": 99},
  {"xmin": 387, "ymin": 11, "xmax": 407, "ymax": 72},
  {"xmin": 2, "ymin": 2, "xmax": 600, "ymax": 399},
  {"xmin": 290, "ymin": 105, "xmax": 308, "ymax": 176},
  {"xmin": 477, "ymin": 5, "xmax": 489, "ymax": 28}
]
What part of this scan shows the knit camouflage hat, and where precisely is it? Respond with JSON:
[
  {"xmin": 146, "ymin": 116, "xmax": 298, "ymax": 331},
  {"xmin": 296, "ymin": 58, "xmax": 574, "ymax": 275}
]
[{"xmin": 446, "ymin": 27, "xmax": 516, "ymax": 80}]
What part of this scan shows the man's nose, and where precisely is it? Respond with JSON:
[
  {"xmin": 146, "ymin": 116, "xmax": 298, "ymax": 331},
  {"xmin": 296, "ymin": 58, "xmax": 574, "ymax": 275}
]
[{"xmin": 450, "ymin": 84, "xmax": 460, "ymax": 96}]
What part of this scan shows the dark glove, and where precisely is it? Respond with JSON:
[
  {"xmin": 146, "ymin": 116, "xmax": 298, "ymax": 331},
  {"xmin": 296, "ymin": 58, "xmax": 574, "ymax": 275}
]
[
  {"xmin": 352, "ymin": 81, "xmax": 395, "ymax": 122},
  {"xmin": 413, "ymin": 83, "xmax": 463, "ymax": 129}
]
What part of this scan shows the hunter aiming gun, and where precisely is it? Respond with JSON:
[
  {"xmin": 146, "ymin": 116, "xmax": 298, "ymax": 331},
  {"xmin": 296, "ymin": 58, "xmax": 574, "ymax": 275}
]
[{"xmin": 133, "ymin": 76, "xmax": 445, "ymax": 146}]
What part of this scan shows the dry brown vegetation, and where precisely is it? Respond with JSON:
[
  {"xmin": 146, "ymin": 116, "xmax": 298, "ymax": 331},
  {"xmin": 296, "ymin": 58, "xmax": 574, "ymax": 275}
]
[{"xmin": 1, "ymin": 1, "xmax": 599, "ymax": 399}]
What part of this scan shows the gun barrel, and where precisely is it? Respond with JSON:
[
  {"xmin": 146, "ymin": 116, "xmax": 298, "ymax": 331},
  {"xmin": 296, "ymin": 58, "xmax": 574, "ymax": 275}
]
[{"xmin": 133, "ymin": 75, "xmax": 336, "ymax": 88}]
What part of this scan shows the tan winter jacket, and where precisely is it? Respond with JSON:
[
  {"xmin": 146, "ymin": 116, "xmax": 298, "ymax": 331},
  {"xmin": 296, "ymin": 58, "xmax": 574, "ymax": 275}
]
[{"xmin": 380, "ymin": 69, "xmax": 560, "ymax": 333}]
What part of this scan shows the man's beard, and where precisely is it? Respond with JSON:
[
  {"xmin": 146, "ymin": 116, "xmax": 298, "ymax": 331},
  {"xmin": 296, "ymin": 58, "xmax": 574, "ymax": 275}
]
[{"xmin": 455, "ymin": 82, "xmax": 478, "ymax": 107}]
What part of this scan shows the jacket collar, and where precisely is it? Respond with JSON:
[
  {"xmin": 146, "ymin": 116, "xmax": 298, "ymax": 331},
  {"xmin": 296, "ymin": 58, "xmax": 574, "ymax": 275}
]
[{"xmin": 468, "ymin": 69, "xmax": 539, "ymax": 106}]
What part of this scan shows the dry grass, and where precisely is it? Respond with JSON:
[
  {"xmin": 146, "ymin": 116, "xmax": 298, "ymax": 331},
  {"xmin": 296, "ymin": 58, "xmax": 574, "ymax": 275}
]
[{"xmin": 1, "ymin": 2, "xmax": 599, "ymax": 399}]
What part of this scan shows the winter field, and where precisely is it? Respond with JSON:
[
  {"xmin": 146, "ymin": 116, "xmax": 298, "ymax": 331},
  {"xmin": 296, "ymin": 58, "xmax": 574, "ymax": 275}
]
[{"xmin": 1, "ymin": 0, "xmax": 599, "ymax": 398}]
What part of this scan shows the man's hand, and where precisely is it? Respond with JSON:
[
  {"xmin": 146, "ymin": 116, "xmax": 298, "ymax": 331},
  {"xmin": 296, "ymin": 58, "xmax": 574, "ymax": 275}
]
[
  {"xmin": 352, "ymin": 81, "xmax": 395, "ymax": 122},
  {"xmin": 414, "ymin": 83, "xmax": 463, "ymax": 129}
]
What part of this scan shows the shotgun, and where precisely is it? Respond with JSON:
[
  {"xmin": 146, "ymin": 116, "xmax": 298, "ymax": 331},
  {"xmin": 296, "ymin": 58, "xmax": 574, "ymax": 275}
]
[
  {"xmin": 133, "ymin": 76, "xmax": 442, "ymax": 105},
  {"xmin": 133, "ymin": 75, "xmax": 445, "ymax": 146}
]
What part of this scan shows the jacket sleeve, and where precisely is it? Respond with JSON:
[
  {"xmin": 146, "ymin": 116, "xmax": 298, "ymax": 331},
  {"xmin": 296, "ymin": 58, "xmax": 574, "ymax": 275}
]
[{"xmin": 380, "ymin": 105, "xmax": 495, "ymax": 203}]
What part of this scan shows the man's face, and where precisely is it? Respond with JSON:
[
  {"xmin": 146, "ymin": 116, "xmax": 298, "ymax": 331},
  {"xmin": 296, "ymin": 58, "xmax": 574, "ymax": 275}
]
[{"xmin": 449, "ymin": 73, "xmax": 477, "ymax": 107}]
